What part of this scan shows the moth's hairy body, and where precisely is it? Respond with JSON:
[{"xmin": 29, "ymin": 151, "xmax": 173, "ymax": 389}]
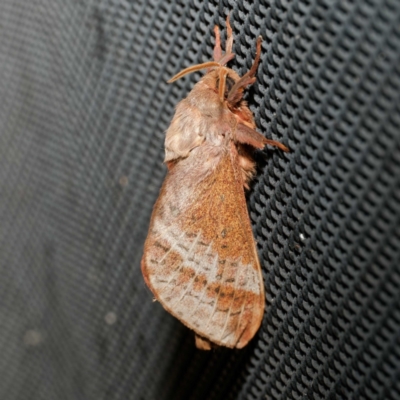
[
  {"xmin": 165, "ymin": 69, "xmax": 257, "ymax": 187},
  {"xmin": 141, "ymin": 18, "xmax": 288, "ymax": 350}
]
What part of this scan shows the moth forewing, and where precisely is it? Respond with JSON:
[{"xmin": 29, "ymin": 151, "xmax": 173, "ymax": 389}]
[
  {"xmin": 142, "ymin": 145, "xmax": 264, "ymax": 349},
  {"xmin": 141, "ymin": 17, "xmax": 288, "ymax": 349}
]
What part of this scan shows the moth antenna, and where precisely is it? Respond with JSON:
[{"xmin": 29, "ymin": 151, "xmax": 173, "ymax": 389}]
[
  {"xmin": 225, "ymin": 15, "xmax": 233, "ymax": 55},
  {"xmin": 218, "ymin": 69, "xmax": 228, "ymax": 103},
  {"xmin": 227, "ymin": 36, "xmax": 262, "ymax": 103},
  {"xmin": 246, "ymin": 36, "xmax": 262, "ymax": 79},
  {"xmin": 168, "ymin": 61, "xmax": 221, "ymax": 83},
  {"xmin": 213, "ymin": 25, "xmax": 222, "ymax": 62},
  {"xmin": 227, "ymin": 77, "xmax": 256, "ymax": 104}
]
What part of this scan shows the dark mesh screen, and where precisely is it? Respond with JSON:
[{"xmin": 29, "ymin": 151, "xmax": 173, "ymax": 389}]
[{"xmin": 1, "ymin": 0, "xmax": 399, "ymax": 399}]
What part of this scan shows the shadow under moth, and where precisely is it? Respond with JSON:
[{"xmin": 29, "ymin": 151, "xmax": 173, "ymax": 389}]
[{"xmin": 141, "ymin": 17, "xmax": 288, "ymax": 350}]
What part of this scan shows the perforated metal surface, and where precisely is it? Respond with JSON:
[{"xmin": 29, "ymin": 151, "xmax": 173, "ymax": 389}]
[{"xmin": 0, "ymin": 0, "xmax": 399, "ymax": 399}]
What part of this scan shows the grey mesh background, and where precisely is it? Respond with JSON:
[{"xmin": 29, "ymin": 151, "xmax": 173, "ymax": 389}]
[{"xmin": 0, "ymin": 0, "xmax": 399, "ymax": 399}]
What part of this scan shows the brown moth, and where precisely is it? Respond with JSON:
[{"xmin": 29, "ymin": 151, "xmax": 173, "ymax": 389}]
[{"xmin": 141, "ymin": 17, "xmax": 288, "ymax": 350}]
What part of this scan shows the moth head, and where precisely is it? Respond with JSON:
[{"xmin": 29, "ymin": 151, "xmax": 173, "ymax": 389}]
[
  {"xmin": 204, "ymin": 67, "xmax": 242, "ymax": 102},
  {"xmin": 167, "ymin": 16, "xmax": 262, "ymax": 106}
]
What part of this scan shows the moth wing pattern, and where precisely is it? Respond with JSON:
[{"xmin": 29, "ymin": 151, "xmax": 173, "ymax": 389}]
[{"xmin": 141, "ymin": 143, "xmax": 264, "ymax": 349}]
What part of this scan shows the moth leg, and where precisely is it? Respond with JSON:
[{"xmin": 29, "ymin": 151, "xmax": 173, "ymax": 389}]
[
  {"xmin": 195, "ymin": 334, "xmax": 214, "ymax": 350},
  {"xmin": 236, "ymin": 123, "xmax": 268, "ymax": 149},
  {"xmin": 227, "ymin": 37, "xmax": 262, "ymax": 104},
  {"xmin": 237, "ymin": 145, "xmax": 257, "ymax": 189},
  {"xmin": 214, "ymin": 17, "xmax": 235, "ymax": 66},
  {"xmin": 261, "ymin": 137, "xmax": 289, "ymax": 152},
  {"xmin": 236, "ymin": 123, "xmax": 289, "ymax": 152},
  {"xmin": 213, "ymin": 25, "xmax": 222, "ymax": 62}
]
